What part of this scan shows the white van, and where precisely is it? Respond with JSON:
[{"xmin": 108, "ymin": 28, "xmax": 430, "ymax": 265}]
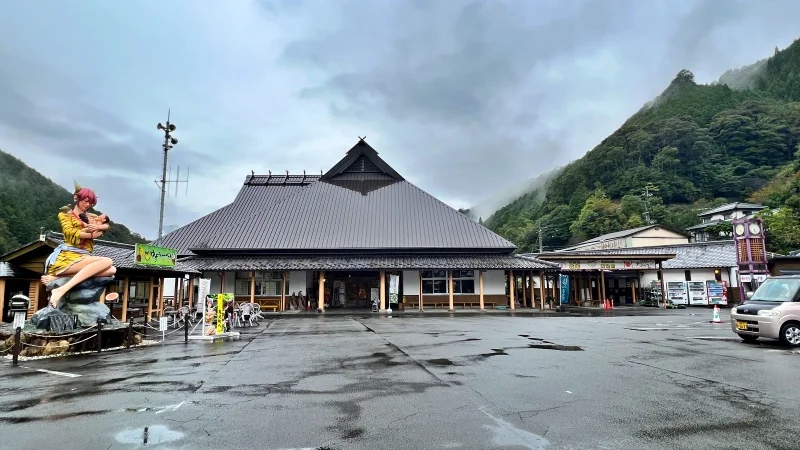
[{"xmin": 730, "ymin": 276, "xmax": 800, "ymax": 347}]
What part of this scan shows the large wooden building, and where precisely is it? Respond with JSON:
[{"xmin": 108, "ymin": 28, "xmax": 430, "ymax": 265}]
[{"xmin": 163, "ymin": 138, "xmax": 559, "ymax": 312}]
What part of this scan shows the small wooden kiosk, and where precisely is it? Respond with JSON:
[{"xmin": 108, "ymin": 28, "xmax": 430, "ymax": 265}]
[{"xmin": 0, "ymin": 232, "xmax": 200, "ymax": 323}]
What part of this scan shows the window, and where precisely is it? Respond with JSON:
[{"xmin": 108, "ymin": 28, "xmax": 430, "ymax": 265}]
[
  {"xmin": 234, "ymin": 271, "xmax": 285, "ymax": 296},
  {"xmin": 452, "ymin": 270, "xmax": 475, "ymax": 294},
  {"xmin": 421, "ymin": 270, "xmax": 448, "ymax": 294},
  {"xmin": 420, "ymin": 270, "xmax": 475, "ymax": 294}
]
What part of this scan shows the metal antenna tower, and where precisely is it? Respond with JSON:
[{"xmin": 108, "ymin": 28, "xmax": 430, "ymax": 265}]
[{"xmin": 154, "ymin": 109, "xmax": 187, "ymax": 243}]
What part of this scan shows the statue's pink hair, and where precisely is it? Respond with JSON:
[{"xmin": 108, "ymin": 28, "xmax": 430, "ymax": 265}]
[{"xmin": 74, "ymin": 187, "xmax": 97, "ymax": 206}]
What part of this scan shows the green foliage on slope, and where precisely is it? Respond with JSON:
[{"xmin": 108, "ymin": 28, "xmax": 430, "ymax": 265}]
[
  {"xmin": 0, "ymin": 150, "xmax": 148, "ymax": 255},
  {"xmin": 486, "ymin": 38, "xmax": 800, "ymax": 254}
]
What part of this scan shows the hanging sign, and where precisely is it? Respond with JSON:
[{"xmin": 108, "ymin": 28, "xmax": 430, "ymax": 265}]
[
  {"xmin": 134, "ymin": 244, "xmax": 178, "ymax": 267},
  {"xmin": 559, "ymin": 274, "xmax": 570, "ymax": 304},
  {"xmin": 389, "ymin": 274, "xmax": 399, "ymax": 304},
  {"xmin": 557, "ymin": 260, "xmax": 657, "ymax": 271}
]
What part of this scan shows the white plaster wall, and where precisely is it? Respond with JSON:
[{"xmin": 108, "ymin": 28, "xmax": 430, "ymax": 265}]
[
  {"xmin": 203, "ymin": 271, "xmax": 235, "ymax": 294},
  {"xmin": 289, "ymin": 271, "xmax": 308, "ymax": 296},
  {"xmin": 484, "ymin": 270, "xmax": 506, "ymax": 295},
  {"xmin": 402, "ymin": 271, "xmax": 419, "ymax": 295}
]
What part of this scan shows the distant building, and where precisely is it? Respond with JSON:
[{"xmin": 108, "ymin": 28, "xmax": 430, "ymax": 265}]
[
  {"xmin": 686, "ymin": 202, "xmax": 766, "ymax": 243},
  {"xmin": 560, "ymin": 225, "xmax": 689, "ymax": 252}
]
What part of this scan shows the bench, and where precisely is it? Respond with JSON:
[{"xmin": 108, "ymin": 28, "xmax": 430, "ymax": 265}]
[{"xmin": 406, "ymin": 301, "xmax": 497, "ymax": 310}]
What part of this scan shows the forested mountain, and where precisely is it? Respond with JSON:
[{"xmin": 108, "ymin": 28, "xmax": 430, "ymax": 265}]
[
  {"xmin": 486, "ymin": 38, "xmax": 800, "ymax": 254},
  {"xmin": 0, "ymin": 150, "xmax": 148, "ymax": 254}
]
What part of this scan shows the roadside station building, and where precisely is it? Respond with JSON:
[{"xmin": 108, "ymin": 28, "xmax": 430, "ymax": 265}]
[
  {"xmin": 534, "ymin": 240, "xmax": 739, "ymax": 306},
  {"xmin": 164, "ymin": 138, "xmax": 559, "ymax": 312},
  {"xmin": 0, "ymin": 232, "xmax": 200, "ymax": 323}
]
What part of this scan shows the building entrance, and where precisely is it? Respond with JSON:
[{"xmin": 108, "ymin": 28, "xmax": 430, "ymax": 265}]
[{"xmin": 328, "ymin": 271, "xmax": 381, "ymax": 309}]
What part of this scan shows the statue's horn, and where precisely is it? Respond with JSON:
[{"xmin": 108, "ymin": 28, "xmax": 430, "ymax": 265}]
[{"xmin": 74, "ymin": 180, "xmax": 82, "ymax": 193}]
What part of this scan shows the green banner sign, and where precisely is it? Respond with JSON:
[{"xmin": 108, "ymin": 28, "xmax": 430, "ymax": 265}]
[{"xmin": 134, "ymin": 243, "xmax": 177, "ymax": 267}]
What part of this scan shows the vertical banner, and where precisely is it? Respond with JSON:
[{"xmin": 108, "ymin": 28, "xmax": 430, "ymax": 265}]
[
  {"xmin": 559, "ymin": 274, "xmax": 570, "ymax": 304},
  {"xmin": 216, "ymin": 294, "xmax": 225, "ymax": 334},
  {"xmin": 197, "ymin": 279, "xmax": 210, "ymax": 303},
  {"xmin": 389, "ymin": 274, "xmax": 399, "ymax": 304}
]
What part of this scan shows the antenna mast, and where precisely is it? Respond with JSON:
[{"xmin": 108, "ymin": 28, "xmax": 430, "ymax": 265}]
[{"xmin": 154, "ymin": 109, "xmax": 188, "ymax": 243}]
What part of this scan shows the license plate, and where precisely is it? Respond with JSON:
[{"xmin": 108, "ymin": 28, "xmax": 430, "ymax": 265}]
[{"xmin": 736, "ymin": 321, "xmax": 748, "ymax": 330}]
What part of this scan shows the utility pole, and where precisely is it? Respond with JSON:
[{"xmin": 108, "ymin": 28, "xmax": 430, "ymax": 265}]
[
  {"xmin": 642, "ymin": 183, "xmax": 659, "ymax": 225},
  {"xmin": 155, "ymin": 110, "xmax": 179, "ymax": 243},
  {"xmin": 538, "ymin": 220, "xmax": 544, "ymax": 253}
]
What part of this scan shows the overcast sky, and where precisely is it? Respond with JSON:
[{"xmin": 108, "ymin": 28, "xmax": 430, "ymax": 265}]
[{"xmin": 1, "ymin": 0, "xmax": 798, "ymax": 240}]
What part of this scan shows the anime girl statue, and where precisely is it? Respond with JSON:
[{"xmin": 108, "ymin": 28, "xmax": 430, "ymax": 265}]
[{"xmin": 41, "ymin": 182, "xmax": 117, "ymax": 308}]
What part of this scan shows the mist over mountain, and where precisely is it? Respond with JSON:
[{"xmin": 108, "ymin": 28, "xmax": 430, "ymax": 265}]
[{"xmin": 483, "ymin": 37, "xmax": 800, "ymax": 254}]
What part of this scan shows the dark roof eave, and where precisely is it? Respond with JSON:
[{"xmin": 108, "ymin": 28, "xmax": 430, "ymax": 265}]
[
  {"xmin": 537, "ymin": 253, "xmax": 677, "ymax": 261},
  {"xmin": 187, "ymin": 246, "xmax": 518, "ymax": 255}
]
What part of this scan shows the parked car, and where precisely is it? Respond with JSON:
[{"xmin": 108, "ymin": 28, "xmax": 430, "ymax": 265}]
[{"xmin": 730, "ymin": 275, "xmax": 800, "ymax": 347}]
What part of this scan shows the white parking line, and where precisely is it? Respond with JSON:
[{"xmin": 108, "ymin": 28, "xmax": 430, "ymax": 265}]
[{"xmin": 23, "ymin": 367, "xmax": 81, "ymax": 378}]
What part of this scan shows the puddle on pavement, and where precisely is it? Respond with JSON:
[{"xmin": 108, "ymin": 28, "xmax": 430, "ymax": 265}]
[
  {"xmin": 0, "ymin": 409, "xmax": 110, "ymax": 423},
  {"xmin": 116, "ymin": 425, "xmax": 184, "ymax": 445},
  {"xmin": 528, "ymin": 344, "xmax": 584, "ymax": 351},
  {"xmin": 478, "ymin": 349, "xmax": 509, "ymax": 358},
  {"xmin": 481, "ymin": 408, "xmax": 549, "ymax": 449},
  {"xmin": 427, "ymin": 358, "xmax": 456, "ymax": 366},
  {"xmin": 464, "ymin": 338, "xmax": 481, "ymax": 341}
]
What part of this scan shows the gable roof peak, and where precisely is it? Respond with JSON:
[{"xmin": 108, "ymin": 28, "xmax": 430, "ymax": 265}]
[{"xmin": 322, "ymin": 138, "xmax": 404, "ymax": 181}]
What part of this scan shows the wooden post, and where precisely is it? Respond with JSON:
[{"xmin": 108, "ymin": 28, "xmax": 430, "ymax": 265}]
[
  {"xmin": 509, "ymin": 271, "xmax": 516, "ymax": 310},
  {"xmin": 173, "ymin": 278, "xmax": 179, "ymax": 308},
  {"xmin": 178, "ymin": 277, "xmax": 184, "ymax": 307},
  {"xmin": 158, "ymin": 277, "xmax": 165, "ymax": 317},
  {"xmin": 631, "ymin": 279, "xmax": 637, "ymax": 304},
  {"xmin": 448, "ymin": 270, "xmax": 454, "ymax": 311},
  {"xmin": 121, "ymin": 276, "xmax": 130, "ymax": 322},
  {"xmin": 188, "ymin": 277, "xmax": 195, "ymax": 308},
  {"xmin": 521, "ymin": 273, "xmax": 527, "ymax": 308},
  {"xmin": 419, "ymin": 271, "xmax": 423, "ymax": 311},
  {"xmin": 539, "ymin": 272, "xmax": 545, "ymax": 309},
  {"xmin": 146, "ymin": 277, "xmax": 155, "ymax": 321},
  {"xmin": 380, "ymin": 271, "xmax": 386, "ymax": 311},
  {"xmin": 250, "ymin": 271, "xmax": 256, "ymax": 304},
  {"xmin": 318, "ymin": 271, "xmax": 325, "ymax": 311},
  {"xmin": 221, "ymin": 272, "xmax": 226, "ymax": 294},
  {"xmin": 479, "ymin": 270, "xmax": 485, "ymax": 310},
  {"xmin": 601, "ymin": 270, "xmax": 606, "ymax": 306},
  {"xmin": 658, "ymin": 262, "xmax": 666, "ymax": 308},
  {"xmin": 0, "ymin": 279, "xmax": 6, "ymax": 324},
  {"xmin": 281, "ymin": 272, "xmax": 287, "ymax": 311},
  {"xmin": 530, "ymin": 270, "xmax": 536, "ymax": 308},
  {"xmin": 27, "ymin": 282, "xmax": 39, "ymax": 319}
]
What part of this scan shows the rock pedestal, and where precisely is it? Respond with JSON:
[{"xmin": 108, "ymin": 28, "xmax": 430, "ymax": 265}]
[{"xmin": 31, "ymin": 276, "xmax": 119, "ymax": 329}]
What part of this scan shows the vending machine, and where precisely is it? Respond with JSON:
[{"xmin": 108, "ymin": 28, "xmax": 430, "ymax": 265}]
[
  {"xmin": 706, "ymin": 280, "xmax": 728, "ymax": 306},
  {"xmin": 687, "ymin": 281, "xmax": 708, "ymax": 306},
  {"xmin": 666, "ymin": 281, "xmax": 688, "ymax": 305}
]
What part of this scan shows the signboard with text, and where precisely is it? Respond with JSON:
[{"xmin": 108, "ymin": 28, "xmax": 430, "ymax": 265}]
[
  {"xmin": 134, "ymin": 244, "xmax": 178, "ymax": 267},
  {"xmin": 559, "ymin": 274, "xmax": 570, "ymax": 304},
  {"xmin": 557, "ymin": 260, "xmax": 657, "ymax": 271}
]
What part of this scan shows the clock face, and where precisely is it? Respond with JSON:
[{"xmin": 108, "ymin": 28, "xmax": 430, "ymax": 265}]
[
  {"xmin": 735, "ymin": 224, "xmax": 745, "ymax": 236},
  {"xmin": 749, "ymin": 223, "xmax": 761, "ymax": 235}
]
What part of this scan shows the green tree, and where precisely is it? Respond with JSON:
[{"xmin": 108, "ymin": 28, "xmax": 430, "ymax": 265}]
[{"xmin": 570, "ymin": 189, "xmax": 624, "ymax": 240}]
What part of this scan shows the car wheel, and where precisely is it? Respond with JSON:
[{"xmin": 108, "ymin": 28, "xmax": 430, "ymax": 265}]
[
  {"xmin": 779, "ymin": 322, "xmax": 800, "ymax": 347},
  {"xmin": 738, "ymin": 334, "xmax": 758, "ymax": 342}
]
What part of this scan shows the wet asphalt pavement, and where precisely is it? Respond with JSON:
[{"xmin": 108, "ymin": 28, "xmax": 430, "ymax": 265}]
[{"xmin": 1, "ymin": 309, "xmax": 799, "ymax": 450}]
